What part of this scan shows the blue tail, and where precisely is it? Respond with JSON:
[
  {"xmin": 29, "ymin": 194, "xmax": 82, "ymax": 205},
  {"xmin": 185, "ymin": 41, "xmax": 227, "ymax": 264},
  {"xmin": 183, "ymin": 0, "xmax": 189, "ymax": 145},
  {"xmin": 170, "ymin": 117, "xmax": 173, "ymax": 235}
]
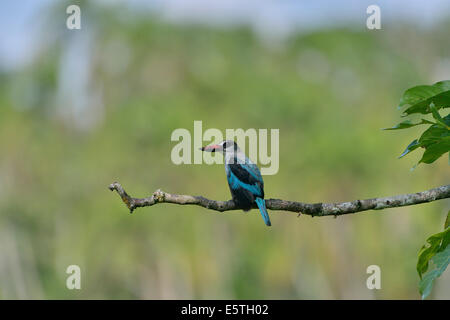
[{"xmin": 255, "ymin": 197, "xmax": 271, "ymax": 227}]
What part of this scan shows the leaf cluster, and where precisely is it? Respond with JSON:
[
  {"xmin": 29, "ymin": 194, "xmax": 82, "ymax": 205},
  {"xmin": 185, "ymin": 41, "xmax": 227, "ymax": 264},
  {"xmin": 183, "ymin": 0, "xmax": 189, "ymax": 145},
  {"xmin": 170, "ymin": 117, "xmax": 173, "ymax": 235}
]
[
  {"xmin": 416, "ymin": 212, "xmax": 450, "ymax": 299},
  {"xmin": 384, "ymin": 81, "xmax": 450, "ymax": 165}
]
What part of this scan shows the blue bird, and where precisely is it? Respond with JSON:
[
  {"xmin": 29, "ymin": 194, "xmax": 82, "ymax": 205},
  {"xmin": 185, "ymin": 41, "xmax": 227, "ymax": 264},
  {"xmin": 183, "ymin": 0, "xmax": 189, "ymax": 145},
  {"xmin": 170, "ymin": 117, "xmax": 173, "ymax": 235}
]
[{"xmin": 201, "ymin": 140, "xmax": 271, "ymax": 226}]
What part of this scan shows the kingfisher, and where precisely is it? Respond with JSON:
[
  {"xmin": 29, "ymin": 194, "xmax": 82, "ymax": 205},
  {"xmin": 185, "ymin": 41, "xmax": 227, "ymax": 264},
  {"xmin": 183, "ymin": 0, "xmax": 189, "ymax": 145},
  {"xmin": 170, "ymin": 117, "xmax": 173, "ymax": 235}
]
[{"xmin": 200, "ymin": 140, "xmax": 271, "ymax": 226}]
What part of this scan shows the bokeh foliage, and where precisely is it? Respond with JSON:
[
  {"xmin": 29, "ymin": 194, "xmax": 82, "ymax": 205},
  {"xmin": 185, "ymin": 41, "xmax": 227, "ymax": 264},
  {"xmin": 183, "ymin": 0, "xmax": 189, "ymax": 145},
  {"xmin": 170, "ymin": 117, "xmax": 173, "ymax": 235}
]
[{"xmin": 0, "ymin": 2, "xmax": 449, "ymax": 299}]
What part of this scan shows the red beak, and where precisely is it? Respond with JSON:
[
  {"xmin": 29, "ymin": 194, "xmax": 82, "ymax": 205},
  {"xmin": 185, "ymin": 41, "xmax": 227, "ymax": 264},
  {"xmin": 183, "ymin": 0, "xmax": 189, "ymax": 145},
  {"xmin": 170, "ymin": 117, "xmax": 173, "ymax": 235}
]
[{"xmin": 200, "ymin": 144, "xmax": 222, "ymax": 152}]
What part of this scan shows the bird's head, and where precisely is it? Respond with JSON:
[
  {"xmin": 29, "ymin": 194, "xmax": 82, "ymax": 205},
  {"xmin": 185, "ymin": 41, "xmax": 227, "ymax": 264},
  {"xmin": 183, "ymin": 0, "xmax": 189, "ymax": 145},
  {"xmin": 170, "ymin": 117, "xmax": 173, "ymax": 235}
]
[{"xmin": 200, "ymin": 140, "xmax": 238, "ymax": 153}]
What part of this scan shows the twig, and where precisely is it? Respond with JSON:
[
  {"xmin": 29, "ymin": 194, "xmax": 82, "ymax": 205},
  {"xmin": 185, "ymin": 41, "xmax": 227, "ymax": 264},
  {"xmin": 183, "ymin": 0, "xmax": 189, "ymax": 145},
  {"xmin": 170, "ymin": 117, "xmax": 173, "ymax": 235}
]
[{"xmin": 108, "ymin": 182, "xmax": 450, "ymax": 217}]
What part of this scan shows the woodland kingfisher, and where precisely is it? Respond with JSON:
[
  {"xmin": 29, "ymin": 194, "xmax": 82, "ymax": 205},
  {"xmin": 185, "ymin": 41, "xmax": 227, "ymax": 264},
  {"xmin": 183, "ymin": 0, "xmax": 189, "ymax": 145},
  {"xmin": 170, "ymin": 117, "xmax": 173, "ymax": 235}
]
[{"xmin": 200, "ymin": 140, "xmax": 271, "ymax": 227}]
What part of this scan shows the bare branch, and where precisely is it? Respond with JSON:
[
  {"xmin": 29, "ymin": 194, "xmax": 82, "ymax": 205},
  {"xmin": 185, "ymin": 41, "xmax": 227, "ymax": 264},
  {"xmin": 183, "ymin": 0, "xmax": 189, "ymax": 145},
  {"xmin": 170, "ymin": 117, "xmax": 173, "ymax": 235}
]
[{"xmin": 108, "ymin": 182, "xmax": 450, "ymax": 218}]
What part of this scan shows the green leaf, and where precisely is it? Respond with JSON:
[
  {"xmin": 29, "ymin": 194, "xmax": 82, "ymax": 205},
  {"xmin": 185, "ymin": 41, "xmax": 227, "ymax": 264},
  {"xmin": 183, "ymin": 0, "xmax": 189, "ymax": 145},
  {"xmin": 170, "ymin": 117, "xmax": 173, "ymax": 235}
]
[
  {"xmin": 418, "ymin": 115, "xmax": 450, "ymax": 146},
  {"xmin": 418, "ymin": 136, "xmax": 450, "ymax": 164},
  {"xmin": 399, "ymin": 81, "xmax": 450, "ymax": 115},
  {"xmin": 416, "ymin": 228, "xmax": 449, "ymax": 278},
  {"xmin": 445, "ymin": 211, "xmax": 450, "ymax": 230},
  {"xmin": 417, "ymin": 223, "xmax": 450, "ymax": 299},
  {"xmin": 419, "ymin": 245, "xmax": 450, "ymax": 299},
  {"xmin": 430, "ymin": 103, "xmax": 450, "ymax": 130},
  {"xmin": 391, "ymin": 83, "xmax": 450, "ymax": 166},
  {"xmin": 399, "ymin": 139, "xmax": 421, "ymax": 158},
  {"xmin": 383, "ymin": 119, "xmax": 435, "ymax": 130}
]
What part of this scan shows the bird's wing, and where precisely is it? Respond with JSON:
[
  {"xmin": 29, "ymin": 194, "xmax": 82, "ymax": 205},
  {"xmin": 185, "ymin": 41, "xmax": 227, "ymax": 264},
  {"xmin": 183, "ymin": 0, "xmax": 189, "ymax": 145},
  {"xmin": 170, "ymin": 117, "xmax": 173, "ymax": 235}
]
[
  {"xmin": 227, "ymin": 163, "xmax": 264, "ymax": 197},
  {"xmin": 242, "ymin": 158, "xmax": 264, "ymax": 184}
]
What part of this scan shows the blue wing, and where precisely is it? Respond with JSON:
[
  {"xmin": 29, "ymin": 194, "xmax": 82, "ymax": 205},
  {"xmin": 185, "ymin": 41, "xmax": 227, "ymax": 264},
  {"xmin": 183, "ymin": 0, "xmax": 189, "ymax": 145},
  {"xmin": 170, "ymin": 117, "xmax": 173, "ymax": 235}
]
[
  {"xmin": 240, "ymin": 157, "xmax": 263, "ymax": 184},
  {"xmin": 226, "ymin": 161, "xmax": 264, "ymax": 198}
]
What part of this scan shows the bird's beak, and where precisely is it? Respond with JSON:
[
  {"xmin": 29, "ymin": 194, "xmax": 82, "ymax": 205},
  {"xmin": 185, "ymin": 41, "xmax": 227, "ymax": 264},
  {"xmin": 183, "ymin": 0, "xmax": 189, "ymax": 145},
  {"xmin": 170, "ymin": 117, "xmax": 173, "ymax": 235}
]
[{"xmin": 200, "ymin": 144, "xmax": 222, "ymax": 152}]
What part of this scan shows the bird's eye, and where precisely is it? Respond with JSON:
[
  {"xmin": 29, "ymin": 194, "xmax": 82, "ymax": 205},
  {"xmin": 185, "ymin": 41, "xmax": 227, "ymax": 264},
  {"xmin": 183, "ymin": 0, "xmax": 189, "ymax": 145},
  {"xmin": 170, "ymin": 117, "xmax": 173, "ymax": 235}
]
[{"xmin": 222, "ymin": 141, "xmax": 228, "ymax": 149}]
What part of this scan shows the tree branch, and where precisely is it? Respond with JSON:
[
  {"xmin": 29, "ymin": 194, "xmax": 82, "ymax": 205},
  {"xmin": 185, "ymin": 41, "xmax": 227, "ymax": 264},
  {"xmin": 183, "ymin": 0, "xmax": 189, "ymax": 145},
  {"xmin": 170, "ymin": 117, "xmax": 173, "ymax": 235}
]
[{"xmin": 108, "ymin": 182, "xmax": 450, "ymax": 217}]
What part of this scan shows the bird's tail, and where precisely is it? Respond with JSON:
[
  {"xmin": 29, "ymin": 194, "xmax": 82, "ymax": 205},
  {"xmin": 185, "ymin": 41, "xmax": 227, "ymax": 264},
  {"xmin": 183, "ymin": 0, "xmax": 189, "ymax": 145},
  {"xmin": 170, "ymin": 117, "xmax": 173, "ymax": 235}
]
[{"xmin": 255, "ymin": 197, "xmax": 271, "ymax": 227}]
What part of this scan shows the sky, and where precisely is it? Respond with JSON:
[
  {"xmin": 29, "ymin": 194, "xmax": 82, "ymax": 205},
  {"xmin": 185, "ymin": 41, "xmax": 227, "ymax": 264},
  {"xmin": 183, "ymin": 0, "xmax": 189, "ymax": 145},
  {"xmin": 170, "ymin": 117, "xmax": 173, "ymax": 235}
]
[{"xmin": 0, "ymin": 0, "xmax": 449, "ymax": 71}]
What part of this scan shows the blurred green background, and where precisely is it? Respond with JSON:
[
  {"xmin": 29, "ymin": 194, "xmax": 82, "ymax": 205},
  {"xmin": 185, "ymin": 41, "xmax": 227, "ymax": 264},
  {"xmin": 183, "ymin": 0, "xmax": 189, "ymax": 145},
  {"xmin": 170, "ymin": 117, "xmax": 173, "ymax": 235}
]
[{"xmin": 0, "ymin": 0, "xmax": 449, "ymax": 299}]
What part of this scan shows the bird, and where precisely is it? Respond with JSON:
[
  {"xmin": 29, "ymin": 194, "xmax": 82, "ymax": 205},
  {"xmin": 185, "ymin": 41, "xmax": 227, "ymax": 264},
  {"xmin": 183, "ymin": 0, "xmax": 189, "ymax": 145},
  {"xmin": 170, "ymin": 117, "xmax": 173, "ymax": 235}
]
[{"xmin": 200, "ymin": 140, "xmax": 271, "ymax": 226}]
